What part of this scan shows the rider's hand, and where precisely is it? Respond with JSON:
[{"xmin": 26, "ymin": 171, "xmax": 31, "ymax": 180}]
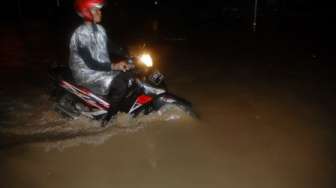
[{"xmin": 111, "ymin": 61, "xmax": 130, "ymax": 72}]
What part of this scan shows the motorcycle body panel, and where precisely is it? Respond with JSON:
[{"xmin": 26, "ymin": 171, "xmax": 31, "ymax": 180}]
[{"xmin": 49, "ymin": 60, "xmax": 195, "ymax": 121}]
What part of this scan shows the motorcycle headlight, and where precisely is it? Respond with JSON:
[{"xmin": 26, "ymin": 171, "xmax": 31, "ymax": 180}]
[{"xmin": 139, "ymin": 54, "xmax": 153, "ymax": 67}]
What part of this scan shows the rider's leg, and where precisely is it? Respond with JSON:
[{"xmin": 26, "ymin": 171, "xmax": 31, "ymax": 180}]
[{"xmin": 101, "ymin": 71, "xmax": 132, "ymax": 126}]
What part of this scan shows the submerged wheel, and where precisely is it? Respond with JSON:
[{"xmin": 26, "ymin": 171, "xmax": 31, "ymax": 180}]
[
  {"xmin": 150, "ymin": 94, "xmax": 199, "ymax": 120},
  {"xmin": 153, "ymin": 103, "xmax": 199, "ymax": 121},
  {"xmin": 172, "ymin": 103, "xmax": 199, "ymax": 119}
]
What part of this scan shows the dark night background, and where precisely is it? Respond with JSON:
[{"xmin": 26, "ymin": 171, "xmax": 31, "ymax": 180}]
[
  {"xmin": 0, "ymin": 0, "xmax": 334, "ymax": 66},
  {"xmin": 1, "ymin": 0, "xmax": 335, "ymax": 89},
  {"xmin": 1, "ymin": 1, "xmax": 336, "ymax": 188}
]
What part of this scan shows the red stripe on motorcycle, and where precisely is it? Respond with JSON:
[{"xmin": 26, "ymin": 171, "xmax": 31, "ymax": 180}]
[{"xmin": 136, "ymin": 95, "xmax": 153, "ymax": 105}]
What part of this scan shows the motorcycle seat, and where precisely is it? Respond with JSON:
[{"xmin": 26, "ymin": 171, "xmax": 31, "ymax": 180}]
[{"xmin": 52, "ymin": 67, "xmax": 109, "ymax": 100}]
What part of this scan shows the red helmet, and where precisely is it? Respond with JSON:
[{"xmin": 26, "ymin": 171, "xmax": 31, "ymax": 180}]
[{"xmin": 75, "ymin": 0, "xmax": 105, "ymax": 21}]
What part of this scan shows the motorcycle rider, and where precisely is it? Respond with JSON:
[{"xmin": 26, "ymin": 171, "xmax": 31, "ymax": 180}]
[{"xmin": 70, "ymin": 0, "xmax": 132, "ymax": 126}]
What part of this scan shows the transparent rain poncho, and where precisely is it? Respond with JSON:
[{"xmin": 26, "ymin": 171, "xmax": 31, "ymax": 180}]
[{"xmin": 69, "ymin": 23, "xmax": 119, "ymax": 96}]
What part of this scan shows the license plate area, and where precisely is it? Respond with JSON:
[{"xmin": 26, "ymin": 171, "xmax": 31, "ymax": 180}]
[{"xmin": 148, "ymin": 71, "xmax": 164, "ymax": 85}]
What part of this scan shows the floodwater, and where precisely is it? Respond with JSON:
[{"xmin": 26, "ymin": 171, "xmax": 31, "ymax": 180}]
[{"xmin": 1, "ymin": 22, "xmax": 336, "ymax": 188}]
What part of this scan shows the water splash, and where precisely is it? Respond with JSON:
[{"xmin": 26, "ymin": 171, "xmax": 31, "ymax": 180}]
[{"xmin": 0, "ymin": 96, "xmax": 197, "ymax": 150}]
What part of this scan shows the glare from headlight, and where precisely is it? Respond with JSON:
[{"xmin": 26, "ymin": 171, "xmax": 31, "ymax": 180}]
[{"xmin": 139, "ymin": 54, "xmax": 153, "ymax": 67}]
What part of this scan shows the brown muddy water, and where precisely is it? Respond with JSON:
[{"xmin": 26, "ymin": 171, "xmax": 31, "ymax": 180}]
[{"xmin": 1, "ymin": 29, "xmax": 336, "ymax": 188}]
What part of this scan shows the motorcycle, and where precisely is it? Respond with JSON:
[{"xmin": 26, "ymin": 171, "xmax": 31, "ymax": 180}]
[{"xmin": 48, "ymin": 52, "xmax": 197, "ymax": 122}]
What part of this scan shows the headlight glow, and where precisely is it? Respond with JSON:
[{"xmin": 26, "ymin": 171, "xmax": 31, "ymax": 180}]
[{"xmin": 139, "ymin": 54, "xmax": 153, "ymax": 67}]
